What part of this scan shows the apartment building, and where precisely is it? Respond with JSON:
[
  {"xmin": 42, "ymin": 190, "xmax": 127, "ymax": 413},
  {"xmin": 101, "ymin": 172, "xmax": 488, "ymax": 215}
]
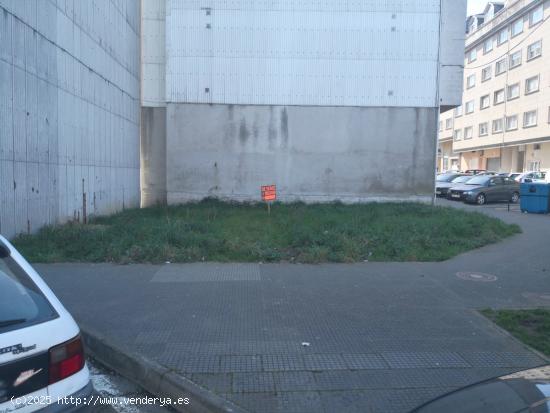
[{"xmin": 439, "ymin": 0, "xmax": 550, "ymax": 174}]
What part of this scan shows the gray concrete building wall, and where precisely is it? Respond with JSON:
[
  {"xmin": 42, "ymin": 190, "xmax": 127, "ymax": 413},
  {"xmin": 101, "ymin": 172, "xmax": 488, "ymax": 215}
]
[
  {"xmin": 0, "ymin": 0, "xmax": 141, "ymax": 239},
  {"xmin": 139, "ymin": 1, "xmax": 465, "ymax": 205},
  {"xmin": 167, "ymin": 104, "xmax": 437, "ymax": 203}
]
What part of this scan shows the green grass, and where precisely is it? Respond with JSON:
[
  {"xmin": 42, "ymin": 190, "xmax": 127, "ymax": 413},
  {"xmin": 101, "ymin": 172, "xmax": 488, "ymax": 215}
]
[
  {"xmin": 12, "ymin": 199, "xmax": 520, "ymax": 264},
  {"xmin": 481, "ymin": 309, "xmax": 550, "ymax": 358}
]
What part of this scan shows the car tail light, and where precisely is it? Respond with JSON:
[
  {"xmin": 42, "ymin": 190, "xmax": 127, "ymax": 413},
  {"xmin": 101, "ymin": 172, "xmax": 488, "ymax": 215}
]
[{"xmin": 48, "ymin": 335, "xmax": 85, "ymax": 384}]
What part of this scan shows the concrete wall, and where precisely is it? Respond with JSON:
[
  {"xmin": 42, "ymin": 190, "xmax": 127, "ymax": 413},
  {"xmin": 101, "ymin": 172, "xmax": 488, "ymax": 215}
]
[
  {"xmin": 140, "ymin": 107, "xmax": 166, "ymax": 206},
  {"xmin": 0, "ymin": 1, "xmax": 141, "ymax": 239},
  {"xmin": 140, "ymin": 1, "xmax": 465, "ymax": 204},
  {"xmin": 167, "ymin": 104, "xmax": 437, "ymax": 203}
]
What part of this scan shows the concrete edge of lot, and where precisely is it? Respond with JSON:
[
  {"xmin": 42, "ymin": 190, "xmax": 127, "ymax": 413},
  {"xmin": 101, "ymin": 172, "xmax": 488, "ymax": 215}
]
[
  {"xmin": 80, "ymin": 325, "xmax": 249, "ymax": 413},
  {"xmin": 473, "ymin": 308, "xmax": 550, "ymax": 364}
]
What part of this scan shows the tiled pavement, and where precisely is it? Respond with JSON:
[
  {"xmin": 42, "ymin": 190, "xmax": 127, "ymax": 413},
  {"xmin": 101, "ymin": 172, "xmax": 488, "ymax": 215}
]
[{"xmin": 37, "ymin": 201, "xmax": 550, "ymax": 412}]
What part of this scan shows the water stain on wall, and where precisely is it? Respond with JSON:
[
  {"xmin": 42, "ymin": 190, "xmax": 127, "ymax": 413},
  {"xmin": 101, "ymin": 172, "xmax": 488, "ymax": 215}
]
[
  {"xmin": 239, "ymin": 117, "xmax": 250, "ymax": 144},
  {"xmin": 267, "ymin": 106, "xmax": 277, "ymax": 150},
  {"xmin": 280, "ymin": 107, "xmax": 289, "ymax": 148}
]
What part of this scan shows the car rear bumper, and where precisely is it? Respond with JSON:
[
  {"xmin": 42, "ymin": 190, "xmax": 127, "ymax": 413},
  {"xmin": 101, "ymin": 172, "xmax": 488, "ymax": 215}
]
[{"xmin": 39, "ymin": 381, "xmax": 94, "ymax": 413}]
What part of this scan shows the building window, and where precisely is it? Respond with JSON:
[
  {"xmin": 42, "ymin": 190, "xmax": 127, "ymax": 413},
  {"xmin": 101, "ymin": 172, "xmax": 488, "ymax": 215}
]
[
  {"xmin": 468, "ymin": 48, "xmax": 477, "ymax": 63},
  {"xmin": 445, "ymin": 118, "xmax": 453, "ymax": 129},
  {"xmin": 507, "ymin": 83, "xmax": 520, "ymax": 100},
  {"xmin": 527, "ymin": 40, "xmax": 542, "ymax": 61},
  {"xmin": 454, "ymin": 129, "xmax": 462, "ymax": 141},
  {"xmin": 523, "ymin": 110, "xmax": 537, "ymax": 128},
  {"xmin": 511, "ymin": 18, "xmax": 524, "ymax": 37},
  {"xmin": 506, "ymin": 115, "xmax": 518, "ymax": 131},
  {"xmin": 455, "ymin": 105, "xmax": 463, "ymax": 117},
  {"xmin": 439, "ymin": 121, "xmax": 443, "ymax": 131},
  {"xmin": 466, "ymin": 74, "xmax": 476, "ymax": 89},
  {"xmin": 480, "ymin": 94, "xmax": 490, "ymax": 109},
  {"xmin": 509, "ymin": 50, "xmax": 522, "ymax": 69},
  {"xmin": 494, "ymin": 88, "xmax": 505, "ymax": 105},
  {"xmin": 484, "ymin": 37, "xmax": 493, "ymax": 54},
  {"xmin": 548, "ymin": 107, "xmax": 550, "ymax": 124},
  {"xmin": 495, "ymin": 58, "xmax": 507, "ymax": 75},
  {"xmin": 529, "ymin": 160, "xmax": 541, "ymax": 171},
  {"xmin": 482, "ymin": 66, "xmax": 492, "ymax": 82},
  {"xmin": 465, "ymin": 100, "xmax": 475, "ymax": 114},
  {"xmin": 493, "ymin": 118, "xmax": 504, "ymax": 133},
  {"xmin": 464, "ymin": 126, "xmax": 473, "ymax": 140},
  {"xmin": 530, "ymin": 5, "xmax": 543, "ymax": 27},
  {"xmin": 497, "ymin": 28, "xmax": 508, "ymax": 45},
  {"xmin": 479, "ymin": 122, "xmax": 489, "ymax": 136},
  {"xmin": 525, "ymin": 75, "xmax": 540, "ymax": 94}
]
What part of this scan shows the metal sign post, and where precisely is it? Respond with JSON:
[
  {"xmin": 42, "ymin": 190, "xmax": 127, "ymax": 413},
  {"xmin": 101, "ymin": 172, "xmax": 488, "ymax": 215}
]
[{"xmin": 261, "ymin": 185, "xmax": 277, "ymax": 215}]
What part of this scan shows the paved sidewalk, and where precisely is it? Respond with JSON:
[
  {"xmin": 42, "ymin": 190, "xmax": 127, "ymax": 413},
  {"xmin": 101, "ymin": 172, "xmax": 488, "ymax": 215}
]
[{"xmin": 37, "ymin": 201, "xmax": 550, "ymax": 413}]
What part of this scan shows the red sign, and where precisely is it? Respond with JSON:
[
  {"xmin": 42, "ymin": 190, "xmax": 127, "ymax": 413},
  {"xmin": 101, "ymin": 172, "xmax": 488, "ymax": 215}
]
[{"xmin": 261, "ymin": 185, "xmax": 276, "ymax": 201}]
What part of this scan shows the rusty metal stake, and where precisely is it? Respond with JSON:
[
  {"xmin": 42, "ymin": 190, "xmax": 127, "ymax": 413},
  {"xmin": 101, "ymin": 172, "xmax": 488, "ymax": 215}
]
[{"xmin": 82, "ymin": 178, "xmax": 87, "ymax": 224}]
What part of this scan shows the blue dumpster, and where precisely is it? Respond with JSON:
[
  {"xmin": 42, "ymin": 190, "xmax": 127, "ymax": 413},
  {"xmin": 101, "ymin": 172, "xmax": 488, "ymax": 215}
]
[{"xmin": 520, "ymin": 183, "xmax": 550, "ymax": 214}]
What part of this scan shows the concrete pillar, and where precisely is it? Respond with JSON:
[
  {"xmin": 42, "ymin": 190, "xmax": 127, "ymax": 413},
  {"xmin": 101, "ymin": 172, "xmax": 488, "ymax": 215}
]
[{"xmin": 140, "ymin": 107, "xmax": 167, "ymax": 206}]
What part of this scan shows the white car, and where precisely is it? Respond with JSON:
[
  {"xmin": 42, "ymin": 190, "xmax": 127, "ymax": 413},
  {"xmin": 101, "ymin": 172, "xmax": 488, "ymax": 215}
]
[
  {"xmin": 0, "ymin": 236, "xmax": 93, "ymax": 413},
  {"xmin": 514, "ymin": 171, "xmax": 548, "ymax": 183}
]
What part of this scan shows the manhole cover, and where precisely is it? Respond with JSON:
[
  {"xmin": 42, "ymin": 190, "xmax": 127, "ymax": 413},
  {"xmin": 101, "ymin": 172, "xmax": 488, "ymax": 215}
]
[{"xmin": 456, "ymin": 271, "xmax": 498, "ymax": 282}]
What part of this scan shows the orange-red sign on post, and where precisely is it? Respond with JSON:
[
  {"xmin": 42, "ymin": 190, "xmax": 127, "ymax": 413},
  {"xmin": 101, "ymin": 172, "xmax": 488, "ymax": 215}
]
[{"xmin": 261, "ymin": 185, "xmax": 277, "ymax": 202}]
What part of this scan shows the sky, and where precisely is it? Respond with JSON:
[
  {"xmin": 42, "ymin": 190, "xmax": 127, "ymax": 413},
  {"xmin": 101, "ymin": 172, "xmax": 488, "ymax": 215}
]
[{"xmin": 468, "ymin": 0, "xmax": 490, "ymax": 16}]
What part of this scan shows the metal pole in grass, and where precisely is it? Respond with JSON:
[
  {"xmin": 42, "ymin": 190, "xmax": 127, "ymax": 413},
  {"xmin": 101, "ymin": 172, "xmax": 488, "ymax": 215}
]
[{"xmin": 261, "ymin": 185, "xmax": 276, "ymax": 216}]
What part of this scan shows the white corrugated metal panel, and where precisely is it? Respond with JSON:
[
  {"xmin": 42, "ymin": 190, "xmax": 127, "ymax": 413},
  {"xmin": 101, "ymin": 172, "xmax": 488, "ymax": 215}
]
[
  {"xmin": 166, "ymin": 0, "xmax": 442, "ymax": 107},
  {"xmin": 13, "ymin": 161, "xmax": 28, "ymax": 235},
  {"xmin": 0, "ymin": 160, "xmax": 15, "ymax": 237},
  {"xmin": 438, "ymin": 0, "xmax": 466, "ymax": 107},
  {"xmin": 0, "ymin": 0, "xmax": 141, "ymax": 238},
  {"xmin": 26, "ymin": 161, "xmax": 40, "ymax": 234},
  {"xmin": 142, "ymin": 0, "xmax": 167, "ymax": 107},
  {"xmin": 12, "ymin": 67, "xmax": 26, "ymax": 162},
  {"xmin": 0, "ymin": 8, "xmax": 13, "ymax": 65},
  {"xmin": 0, "ymin": 59, "xmax": 13, "ymax": 161}
]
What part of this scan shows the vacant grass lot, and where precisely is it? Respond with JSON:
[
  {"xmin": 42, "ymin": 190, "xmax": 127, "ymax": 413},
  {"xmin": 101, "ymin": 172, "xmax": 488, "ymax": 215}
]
[
  {"xmin": 482, "ymin": 309, "xmax": 550, "ymax": 358},
  {"xmin": 13, "ymin": 200, "xmax": 520, "ymax": 264}
]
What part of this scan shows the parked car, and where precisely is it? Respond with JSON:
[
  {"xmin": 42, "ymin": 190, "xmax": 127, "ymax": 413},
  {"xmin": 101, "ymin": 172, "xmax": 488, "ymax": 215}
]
[
  {"xmin": 435, "ymin": 174, "xmax": 468, "ymax": 197},
  {"xmin": 463, "ymin": 169, "xmax": 486, "ymax": 175},
  {"xmin": 448, "ymin": 175, "xmax": 520, "ymax": 205},
  {"xmin": 515, "ymin": 171, "xmax": 547, "ymax": 183},
  {"xmin": 476, "ymin": 171, "xmax": 498, "ymax": 176},
  {"xmin": 0, "ymin": 236, "xmax": 93, "ymax": 412},
  {"xmin": 411, "ymin": 365, "xmax": 550, "ymax": 413}
]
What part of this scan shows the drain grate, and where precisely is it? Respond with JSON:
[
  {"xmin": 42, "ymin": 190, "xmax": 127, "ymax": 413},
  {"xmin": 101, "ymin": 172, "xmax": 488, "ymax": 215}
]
[{"xmin": 456, "ymin": 271, "xmax": 498, "ymax": 282}]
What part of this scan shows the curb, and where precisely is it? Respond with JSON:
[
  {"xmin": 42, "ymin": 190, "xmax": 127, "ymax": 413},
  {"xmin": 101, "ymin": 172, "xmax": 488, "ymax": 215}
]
[
  {"xmin": 475, "ymin": 309, "xmax": 550, "ymax": 364},
  {"xmin": 80, "ymin": 325, "xmax": 248, "ymax": 413}
]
